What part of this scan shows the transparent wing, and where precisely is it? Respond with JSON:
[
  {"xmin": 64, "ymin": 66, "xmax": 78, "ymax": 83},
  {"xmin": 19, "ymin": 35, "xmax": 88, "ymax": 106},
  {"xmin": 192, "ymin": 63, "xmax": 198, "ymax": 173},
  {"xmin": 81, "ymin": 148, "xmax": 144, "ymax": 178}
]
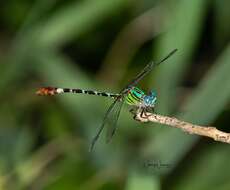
[
  {"xmin": 89, "ymin": 96, "xmax": 124, "ymax": 151},
  {"xmin": 105, "ymin": 98, "xmax": 124, "ymax": 143},
  {"xmin": 122, "ymin": 49, "xmax": 177, "ymax": 91}
]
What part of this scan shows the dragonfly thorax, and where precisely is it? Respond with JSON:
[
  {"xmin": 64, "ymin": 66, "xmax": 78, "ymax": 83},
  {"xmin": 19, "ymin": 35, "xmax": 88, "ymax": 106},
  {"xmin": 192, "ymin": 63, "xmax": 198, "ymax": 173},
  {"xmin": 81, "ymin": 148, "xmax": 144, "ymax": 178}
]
[{"xmin": 124, "ymin": 87, "xmax": 157, "ymax": 108}]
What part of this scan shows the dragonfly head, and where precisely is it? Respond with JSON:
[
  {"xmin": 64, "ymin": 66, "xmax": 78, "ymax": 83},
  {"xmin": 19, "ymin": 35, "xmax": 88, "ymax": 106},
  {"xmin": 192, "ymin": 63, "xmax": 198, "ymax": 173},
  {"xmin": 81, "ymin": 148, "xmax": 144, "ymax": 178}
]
[{"xmin": 143, "ymin": 90, "xmax": 157, "ymax": 107}]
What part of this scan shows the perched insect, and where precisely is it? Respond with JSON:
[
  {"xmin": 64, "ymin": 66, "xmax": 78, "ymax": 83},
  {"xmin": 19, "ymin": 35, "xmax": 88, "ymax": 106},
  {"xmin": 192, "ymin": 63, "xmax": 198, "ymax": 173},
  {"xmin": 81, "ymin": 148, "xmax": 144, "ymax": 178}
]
[{"xmin": 37, "ymin": 49, "xmax": 177, "ymax": 151}]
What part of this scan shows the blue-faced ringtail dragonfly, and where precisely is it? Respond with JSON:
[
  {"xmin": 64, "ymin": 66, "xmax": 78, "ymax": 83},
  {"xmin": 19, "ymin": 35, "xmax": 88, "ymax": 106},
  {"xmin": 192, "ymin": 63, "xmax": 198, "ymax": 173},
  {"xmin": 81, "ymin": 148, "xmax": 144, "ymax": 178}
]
[{"xmin": 37, "ymin": 49, "xmax": 177, "ymax": 151}]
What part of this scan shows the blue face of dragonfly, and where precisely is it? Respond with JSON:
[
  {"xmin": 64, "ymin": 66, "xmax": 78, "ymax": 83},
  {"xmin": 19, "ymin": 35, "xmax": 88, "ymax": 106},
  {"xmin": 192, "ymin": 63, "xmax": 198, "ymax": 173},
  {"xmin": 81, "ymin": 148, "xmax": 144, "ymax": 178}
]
[{"xmin": 143, "ymin": 90, "xmax": 157, "ymax": 107}]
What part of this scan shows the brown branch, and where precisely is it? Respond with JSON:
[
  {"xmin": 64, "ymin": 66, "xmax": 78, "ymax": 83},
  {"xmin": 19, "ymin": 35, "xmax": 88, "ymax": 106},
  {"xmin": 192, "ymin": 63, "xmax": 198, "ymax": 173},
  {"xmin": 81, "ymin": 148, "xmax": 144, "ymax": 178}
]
[{"xmin": 134, "ymin": 112, "xmax": 230, "ymax": 144}]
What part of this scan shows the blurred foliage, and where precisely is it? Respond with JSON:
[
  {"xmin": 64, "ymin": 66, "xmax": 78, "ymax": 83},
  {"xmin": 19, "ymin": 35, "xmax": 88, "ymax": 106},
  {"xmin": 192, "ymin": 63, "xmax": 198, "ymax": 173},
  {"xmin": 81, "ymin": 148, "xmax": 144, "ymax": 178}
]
[{"xmin": 0, "ymin": 0, "xmax": 230, "ymax": 189}]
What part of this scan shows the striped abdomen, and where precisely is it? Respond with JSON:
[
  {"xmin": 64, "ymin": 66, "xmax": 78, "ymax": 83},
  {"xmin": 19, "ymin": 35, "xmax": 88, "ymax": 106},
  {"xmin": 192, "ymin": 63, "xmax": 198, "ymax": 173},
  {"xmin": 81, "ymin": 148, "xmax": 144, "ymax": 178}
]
[
  {"xmin": 36, "ymin": 87, "xmax": 119, "ymax": 98},
  {"xmin": 124, "ymin": 87, "xmax": 144, "ymax": 106}
]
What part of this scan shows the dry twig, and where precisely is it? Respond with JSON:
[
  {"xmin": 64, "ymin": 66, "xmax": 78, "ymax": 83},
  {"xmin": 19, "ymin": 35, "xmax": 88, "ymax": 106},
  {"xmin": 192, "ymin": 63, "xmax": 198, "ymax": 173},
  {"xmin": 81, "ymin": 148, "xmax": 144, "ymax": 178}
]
[{"xmin": 134, "ymin": 112, "xmax": 230, "ymax": 144}]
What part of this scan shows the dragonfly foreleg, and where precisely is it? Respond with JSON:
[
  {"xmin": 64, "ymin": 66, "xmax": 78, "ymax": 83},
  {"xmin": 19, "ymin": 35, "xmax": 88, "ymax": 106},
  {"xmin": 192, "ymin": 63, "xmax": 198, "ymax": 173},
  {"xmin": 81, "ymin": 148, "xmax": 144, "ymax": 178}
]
[{"xmin": 140, "ymin": 107, "xmax": 154, "ymax": 119}]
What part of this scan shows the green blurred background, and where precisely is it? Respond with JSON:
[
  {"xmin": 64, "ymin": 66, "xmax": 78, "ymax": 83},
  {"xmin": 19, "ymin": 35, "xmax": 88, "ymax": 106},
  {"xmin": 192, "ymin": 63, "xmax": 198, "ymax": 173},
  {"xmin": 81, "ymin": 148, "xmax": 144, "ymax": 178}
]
[{"xmin": 0, "ymin": 0, "xmax": 230, "ymax": 189}]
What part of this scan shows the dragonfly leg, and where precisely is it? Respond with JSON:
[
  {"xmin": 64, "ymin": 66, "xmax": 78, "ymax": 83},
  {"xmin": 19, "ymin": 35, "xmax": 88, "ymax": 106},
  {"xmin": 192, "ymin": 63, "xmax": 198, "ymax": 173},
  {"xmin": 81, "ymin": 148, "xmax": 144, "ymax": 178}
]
[
  {"xmin": 140, "ymin": 107, "xmax": 155, "ymax": 118},
  {"xmin": 133, "ymin": 106, "xmax": 142, "ymax": 119},
  {"xmin": 133, "ymin": 107, "xmax": 151, "ymax": 120},
  {"xmin": 140, "ymin": 108, "xmax": 149, "ymax": 119}
]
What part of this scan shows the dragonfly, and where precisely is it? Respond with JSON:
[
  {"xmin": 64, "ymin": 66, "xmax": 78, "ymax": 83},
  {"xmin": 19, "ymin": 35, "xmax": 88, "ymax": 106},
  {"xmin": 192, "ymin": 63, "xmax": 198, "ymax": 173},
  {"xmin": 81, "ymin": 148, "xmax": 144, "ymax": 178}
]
[{"xmin": 36, "ymin": 49, "xmax": 177, "ymax": 151}]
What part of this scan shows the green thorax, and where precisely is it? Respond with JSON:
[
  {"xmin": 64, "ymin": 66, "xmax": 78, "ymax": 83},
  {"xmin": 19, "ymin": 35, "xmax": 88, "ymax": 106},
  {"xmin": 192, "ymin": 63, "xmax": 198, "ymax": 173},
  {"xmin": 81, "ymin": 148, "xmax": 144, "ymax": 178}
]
[{"xmin": 124, "ymin": 87, "xmax": 145, "ymax": 106}]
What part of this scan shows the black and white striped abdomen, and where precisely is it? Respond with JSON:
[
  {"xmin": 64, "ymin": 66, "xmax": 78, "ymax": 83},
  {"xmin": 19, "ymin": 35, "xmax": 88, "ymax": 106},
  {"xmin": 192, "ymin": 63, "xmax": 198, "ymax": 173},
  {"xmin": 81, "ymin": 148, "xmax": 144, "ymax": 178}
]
[
  {"xmin": 63, "ymin": 88, "xmax": 118, "ymax": 98},
  {"xmin": 36, "ymin": 87, "xmax": 119, "ymax": 98}
]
